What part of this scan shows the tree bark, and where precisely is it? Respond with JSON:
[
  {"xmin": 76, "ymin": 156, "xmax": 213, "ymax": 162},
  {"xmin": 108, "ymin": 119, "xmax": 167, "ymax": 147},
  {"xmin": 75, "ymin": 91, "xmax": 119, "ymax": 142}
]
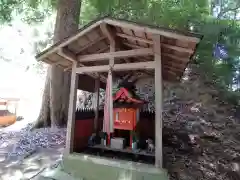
[{"xmin": 35, "ymin": 0, "xmax": 81, "ymax": 128}]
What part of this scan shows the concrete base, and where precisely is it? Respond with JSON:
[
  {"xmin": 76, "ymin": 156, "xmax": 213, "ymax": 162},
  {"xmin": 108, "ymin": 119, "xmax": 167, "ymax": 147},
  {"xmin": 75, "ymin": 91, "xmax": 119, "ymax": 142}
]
[{"xmin": 62, "ymin": 153, "xmax": 169, "ymax": 180}]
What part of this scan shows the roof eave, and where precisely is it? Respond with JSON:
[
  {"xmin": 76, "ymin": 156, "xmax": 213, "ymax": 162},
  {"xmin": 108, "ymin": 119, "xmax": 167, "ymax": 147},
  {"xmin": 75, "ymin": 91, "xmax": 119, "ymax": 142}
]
[{"xmin": 35, "ymin": 16, "xmax": 203, "ymax": 61}]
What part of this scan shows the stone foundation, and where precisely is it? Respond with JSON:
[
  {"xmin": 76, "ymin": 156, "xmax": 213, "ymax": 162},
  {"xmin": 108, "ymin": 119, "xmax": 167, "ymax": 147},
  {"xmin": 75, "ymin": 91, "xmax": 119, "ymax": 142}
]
[{"xmin": 62, "ymin": 153, "xmax": 169, "ymax": 180}]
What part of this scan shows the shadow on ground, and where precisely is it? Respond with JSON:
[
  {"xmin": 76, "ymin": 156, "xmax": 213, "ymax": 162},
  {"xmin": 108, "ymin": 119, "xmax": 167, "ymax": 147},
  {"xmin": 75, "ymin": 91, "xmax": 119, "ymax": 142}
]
[{"xmin": 0, "ymin": 147, "xmax": 63, "ymax": 179}]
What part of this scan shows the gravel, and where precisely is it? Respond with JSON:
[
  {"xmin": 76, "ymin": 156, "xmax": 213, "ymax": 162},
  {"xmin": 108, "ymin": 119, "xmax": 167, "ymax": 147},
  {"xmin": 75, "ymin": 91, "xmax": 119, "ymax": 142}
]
[{"xmin": 0, "ymin": 123, "xmax": 66, "ymax": 161}]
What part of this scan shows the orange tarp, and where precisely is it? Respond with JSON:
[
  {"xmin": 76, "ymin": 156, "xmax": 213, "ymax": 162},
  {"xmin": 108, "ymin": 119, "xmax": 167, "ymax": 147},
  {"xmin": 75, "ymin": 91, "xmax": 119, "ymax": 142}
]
[{"xmin": 0, "ymin": 115, "xmax": 16, "ymax": 126}]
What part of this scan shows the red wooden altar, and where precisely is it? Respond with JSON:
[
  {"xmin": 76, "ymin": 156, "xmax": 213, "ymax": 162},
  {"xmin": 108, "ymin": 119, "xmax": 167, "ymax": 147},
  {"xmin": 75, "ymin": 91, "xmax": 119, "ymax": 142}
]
[
  {"xmin": 112, "ymin": 87, "xmax": 145, "ymax": 146},
  {"xmin": 113, "ymin": 108, "xmax": 137, "ymax": 130}
]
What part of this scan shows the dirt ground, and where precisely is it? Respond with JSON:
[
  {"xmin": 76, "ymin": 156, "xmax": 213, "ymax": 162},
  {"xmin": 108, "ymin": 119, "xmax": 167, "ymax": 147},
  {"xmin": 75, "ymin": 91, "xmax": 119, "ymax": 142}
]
[
  {"xmin": 0, "ymin": 148, "xmax": 63, "ymax": 179},
  {"xmin": 0, "ymin": 121, "xmax": 64, "ymax": 180}
]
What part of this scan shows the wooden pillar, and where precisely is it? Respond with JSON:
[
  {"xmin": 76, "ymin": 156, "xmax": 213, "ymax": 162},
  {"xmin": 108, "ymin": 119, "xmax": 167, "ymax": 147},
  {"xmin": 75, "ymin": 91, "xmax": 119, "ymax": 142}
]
[
  {"xmin": 100, "ymin": 22, "xmax": 115, "ymax": 133},
  {"xmin": 109, "ymin": 43, "xmax": 115, "ymax": 133},
  {"xmin": 93, "ymin": 76, "xmax": 100, "ymax": 132},
  {"xmin": 153, "ymin": 34, "xmax": 163, "ymax": 168},
  {"xmin": 65, "ymin": 61, "xmax": 78, "ymax": 154}
]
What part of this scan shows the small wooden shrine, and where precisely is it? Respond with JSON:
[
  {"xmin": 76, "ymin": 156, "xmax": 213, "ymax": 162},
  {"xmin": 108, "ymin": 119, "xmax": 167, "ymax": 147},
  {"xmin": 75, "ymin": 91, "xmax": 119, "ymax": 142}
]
[
  {"xmin": 111, "ymin": 82, "xmax": 145, "ymax": 147},
  {"xmin": 113, "ymin": 87, "xmax": 144, "ymax": 131},
  {"xmin": 35, "ymin": 16, "xmax": 203, "ymax": 170}
]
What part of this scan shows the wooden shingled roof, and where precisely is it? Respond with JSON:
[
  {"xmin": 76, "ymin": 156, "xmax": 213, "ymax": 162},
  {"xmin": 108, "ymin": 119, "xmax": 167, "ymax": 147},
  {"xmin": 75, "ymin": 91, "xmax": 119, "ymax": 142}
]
[{"xmin": 36, "ymin": 16, "xmax": 203, "ymax": 83}]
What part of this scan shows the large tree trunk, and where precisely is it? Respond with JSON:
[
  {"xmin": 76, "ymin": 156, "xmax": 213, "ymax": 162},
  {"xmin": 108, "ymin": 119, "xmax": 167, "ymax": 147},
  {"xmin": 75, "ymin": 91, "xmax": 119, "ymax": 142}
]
[{"xmin": 35, "ymin": 0, "xmax": 81, "ymax": 128}]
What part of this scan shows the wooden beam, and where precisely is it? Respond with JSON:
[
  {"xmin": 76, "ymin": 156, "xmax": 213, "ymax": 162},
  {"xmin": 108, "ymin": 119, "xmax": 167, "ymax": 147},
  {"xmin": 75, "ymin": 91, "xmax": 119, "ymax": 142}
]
[
  {"xmin": 135, "ymin": 63, "xmax": 180, "ymax": 79},
  {"xmin": 130, "ymin": 71, "xmax": 150, "ymax": 81},
  {"xmin": 117, "ymin": 33, "xmax": 153, "ymax": 44},
  {"xmin": 162, "ymin": 44, "xmax": 193, "ymax": 54},
  {"xmin": 121, "ymin": 37, "xmax": 193, "ymax": 54},
  {"xmin": 163, "ymin": 62, "xmax": 184, "ymax": 73},
  {"xmin": 131, "ymin": 56, "xmax": 184, "ymax": 79},
  {"xmin": 164, "ymin": 67, "xmax": 179, "ymax": 76},
  {"xmin": 52, "ymin": 60, "xmax": 69, "ymax": 67},
  {"xmin": 104, "ymin": 18, "xmax": 200, "ymax": 43},
  {"xmin": 93, "ymin": 76, "xmax": 100, "ymax": 132},
  {"xmin": 43, "ymin": 57, "xmax": 54, "ymax": 65},
  {"xmin": 96, "ymin": 46, "xmax": 109, "ymax": 53},
  {"xmin": 153, "ymin": 34, "xmax": 163, "ymax": 168},
  {"xmin": 123, "ymin": 42, "xmax": 144, "ymax": 49},
  {"xmin": 133, "ymin": 64, "xmax": 181, "ymax": 80},
  {"xmin": 100, "ymin": 23, "xmax": 130, "ymax": 64},
  {"xmin": 78, "ymin": 36, "xmax": 106, "ymax": 53},
  {"xmin": 76, "ymin": 61, "xmax": 155, "ymax": 73},
  {"xmin": 59, "ymin": 47, "xmax": 77, "ymax": 62},
  {"xmin": 64, "ymin": 67, "xmax": 107, "ymax": 83},
  {"xmin": 124, "ymin": 43, "xmax": 191, "ymax": 65},
  {"xmin": 131, "ymin": 56, "xmax": 156, "ymax": 76},
  {"xmin": 139, "ymin": 70, "xmax": 154, "ymax": 76},
  {"xmin": 77, "ymin": 48, "xmax": 153, "ymax": 62},
  {"xmin": 162, "ymin": 53, "xmax": 188, "ymax": 62},
  {"xmin": 36, "ymin": 20, "xmax": 103, "ymax": 61},
  {"xmin": 59, "ymin": 48, "xmax": 106, "ymax": 82},
  {"xmin": 141, "ymin": 56, "xmax": 187, "ymax": 71},
  {"xmin": 100, "ymin": 22, "xmax": 115, "ymax": 44},
  {"xmin": 65, "ymin": 61, "xmax": 78, "ymax": 154},
  {"xmin": 64, "ymin": 66, "xmax": 73, "ymax": 72}
]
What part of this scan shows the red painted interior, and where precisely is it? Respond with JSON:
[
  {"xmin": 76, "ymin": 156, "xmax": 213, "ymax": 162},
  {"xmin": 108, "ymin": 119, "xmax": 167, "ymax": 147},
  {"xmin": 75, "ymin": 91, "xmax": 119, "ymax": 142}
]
[
  {"xmin": 73, "ymin": 116, "xmax": 154, "ymax": 150},
  {"xmin": 74, "ymin": 118, "xmax": 103, "ymax": 150},
  {"xmin": 74, "ymin": 119, "xmax": 93, "ymax": 150},
  {"xmin": 136, "ymin": 117, "xmax": 155, "ymax": 138}
]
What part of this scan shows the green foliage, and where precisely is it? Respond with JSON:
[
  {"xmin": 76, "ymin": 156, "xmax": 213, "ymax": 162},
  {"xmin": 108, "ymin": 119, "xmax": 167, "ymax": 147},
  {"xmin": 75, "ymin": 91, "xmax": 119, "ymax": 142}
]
[
  {"xmin": 80, "ymin": 0, "xmax": 240, "ymax": 105},
  {"xmin": 21, "ymin": 8, "xmax": 52, "ymax": 24},
  {"xmin": 0, "ymin": 0, "xmax": 20, "ymax": 23},
  {"xmin": 0, "ymin": 0, "xmax": 56, "ymax": 24},
  {"xmin": 83, "ymin": 0, "xmax": 208, "ymax": 29},
  {"xmin": 1, "ymin": 0, "xmax": 240, "ymax": 105}
]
